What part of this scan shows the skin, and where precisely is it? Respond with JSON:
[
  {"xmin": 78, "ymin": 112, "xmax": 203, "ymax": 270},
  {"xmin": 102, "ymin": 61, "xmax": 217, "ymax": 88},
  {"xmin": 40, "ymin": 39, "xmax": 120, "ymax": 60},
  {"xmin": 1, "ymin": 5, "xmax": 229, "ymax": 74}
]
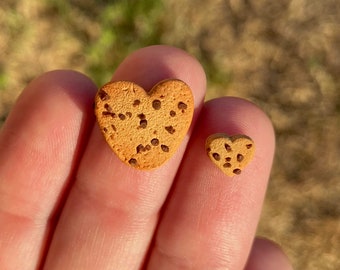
[{"xmin": 0, "ymin": 45, "xmax": 293, "ymax": 270}]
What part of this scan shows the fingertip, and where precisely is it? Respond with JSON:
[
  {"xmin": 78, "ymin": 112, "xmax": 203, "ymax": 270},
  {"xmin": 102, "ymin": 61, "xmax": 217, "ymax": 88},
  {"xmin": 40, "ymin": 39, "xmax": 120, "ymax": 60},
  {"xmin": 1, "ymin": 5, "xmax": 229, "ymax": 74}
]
[
  {"xmin": 26, "ymin": 69, "xmax": 97, "ymax": 102},
  {"xmin": 3, "ymin": 70, "xmax": 97, "ymax": 139},
  {"xmin": 245, "ymin": 237, "xmax": 293, "ymax": 270},
  {"xmin": 205, "ymin": 97, "xmax": 275, "ymax": 148},
  {"xmin": 203, "ymin": 97, "xmax": 275, "ymax": 179},
  {"xmin": 111, "ymin": 45, "xmax": 207, "ymax": 108},
  {"xmin": 80, "ymin": 45, "xmax": 208, "ymax": 184}
]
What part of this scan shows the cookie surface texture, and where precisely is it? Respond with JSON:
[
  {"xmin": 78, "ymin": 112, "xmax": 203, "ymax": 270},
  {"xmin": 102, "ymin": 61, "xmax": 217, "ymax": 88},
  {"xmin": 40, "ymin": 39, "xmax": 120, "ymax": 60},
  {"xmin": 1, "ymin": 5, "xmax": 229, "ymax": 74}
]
[
  {"xmin": 94, "ymin": 79, "xmax": 194, "ymax": 169},
  {"xmin": 206, "ymin": 134, "xmax": 255, "ymax": 176}
]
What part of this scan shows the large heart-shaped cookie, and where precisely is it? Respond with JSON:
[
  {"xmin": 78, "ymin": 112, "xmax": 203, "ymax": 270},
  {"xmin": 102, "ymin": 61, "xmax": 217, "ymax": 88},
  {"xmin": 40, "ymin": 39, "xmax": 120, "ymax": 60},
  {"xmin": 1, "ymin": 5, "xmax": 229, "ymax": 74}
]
[
  {"xmin": 94, "ymin": 79, "xmax": 194, "ymax": 169},
  {"xmin": 206, "ymin": 134, "xmax": 255, "ymax": 176}
]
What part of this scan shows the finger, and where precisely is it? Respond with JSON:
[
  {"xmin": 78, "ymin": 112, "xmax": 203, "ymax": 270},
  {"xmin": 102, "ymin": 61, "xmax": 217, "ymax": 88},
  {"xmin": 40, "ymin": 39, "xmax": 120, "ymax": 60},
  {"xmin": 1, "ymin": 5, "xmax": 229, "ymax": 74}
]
[
  {"xmin": 43, "ymin": 45, "xmax": 206, "ymax": 269},
  {"xmin": 245, "ymin": 237, "xmax": 293, "ymax": 270},
  {"xmin": 0, "ymin": 70, "xmax": 97, "ymax": 270},
  {"xmin": 147, "ymin": 97, "xmax": 275, "ymax": 269}
]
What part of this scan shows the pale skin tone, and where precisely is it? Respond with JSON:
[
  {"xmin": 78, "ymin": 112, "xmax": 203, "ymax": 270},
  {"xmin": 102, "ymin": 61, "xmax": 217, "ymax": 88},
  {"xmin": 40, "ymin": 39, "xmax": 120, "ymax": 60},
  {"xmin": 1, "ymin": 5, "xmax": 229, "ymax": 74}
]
[{"xmin": 0, "ymin": 45, "xmax": 293, "ymax": 269}]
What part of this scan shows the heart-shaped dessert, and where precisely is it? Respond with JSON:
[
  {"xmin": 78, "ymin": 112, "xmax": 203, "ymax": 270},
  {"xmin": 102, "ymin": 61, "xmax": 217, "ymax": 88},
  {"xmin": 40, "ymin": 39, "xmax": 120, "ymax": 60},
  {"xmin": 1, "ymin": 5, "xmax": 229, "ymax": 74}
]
[
  {"xmin": 94, "ymin": 79, "xmax": 194, "ymax": 169},
  {"xmin": 205, "ymin": 134, "xmax": 255, "ymax": 176}
]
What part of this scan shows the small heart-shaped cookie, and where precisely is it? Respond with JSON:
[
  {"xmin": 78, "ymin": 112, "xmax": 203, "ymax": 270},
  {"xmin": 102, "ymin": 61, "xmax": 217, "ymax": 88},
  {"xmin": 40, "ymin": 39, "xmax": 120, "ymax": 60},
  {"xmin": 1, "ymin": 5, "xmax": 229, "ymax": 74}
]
[
  {"xmin": 94, "ymin": 79, "xmax": 194, "ymax": 169},
  {"xmin": 205, "ymin": 134, "xmax": 255, "ymax": 176}
]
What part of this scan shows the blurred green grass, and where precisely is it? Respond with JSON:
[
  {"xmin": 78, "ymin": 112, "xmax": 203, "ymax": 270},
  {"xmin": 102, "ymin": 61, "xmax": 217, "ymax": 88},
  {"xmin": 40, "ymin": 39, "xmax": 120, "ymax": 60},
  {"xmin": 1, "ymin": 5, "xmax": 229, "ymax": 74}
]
[
  {"xmin": 45, "ymin": 0, "xmax": 164, "ymax": 86},
  {"xmin": 1, "ymin": 0, "xmax": 340, "ymax": 269}
]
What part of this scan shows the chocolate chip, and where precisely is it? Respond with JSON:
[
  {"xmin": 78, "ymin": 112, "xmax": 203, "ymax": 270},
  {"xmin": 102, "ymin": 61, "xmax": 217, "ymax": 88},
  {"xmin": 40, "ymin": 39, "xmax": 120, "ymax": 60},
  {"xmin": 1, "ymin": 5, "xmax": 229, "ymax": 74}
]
[
  {"xmin": 145, "ymin": 144, "xmax": 151, "ymax": 151},
  {"xmin": 223, "ymin": 163, "xmax": 231, "ymax": 168},
  {"xmin": 152, "ymin": 99, "xmax": 161, "ymax": 110},
  {"xmin": 237, "ymin": 154, "xmax": 244, "ymax": 162},
  {"xmin": 165, "ymin": 126, "xmax": 175, "ymax": 134},
  {"xmin": 138, "ymin": 113, "xmax": 146, "ymax": 120},
  {"xmin": 161, "ymin": 145, "xmax": 169, "ymax": 152},
  {"xmin": 118, "ymin": 113, "xmax": 126, "ymax": 120},
  {"xmin": 246, "ymin": 144, "xmax": 253, "ymax": 149},
  {"xmin": 133, "ymin": 100, "xmax": 140, "ymax": 106},
  {"xmin": 170, "ymin": 110, "xmax": 176, "ymax": 117},
  {"xmin": 98, "ymin": 89, "xmax": 109, "ymax": 101},
  {"xmin": 151, "ymin": 138, "xmax": 159, "ymax": 146},
  {"xmin": 212, "ymin": 153, "xmax": 220, "ymax": 161},
  {"xmin": 233, "ymin": 168, "xmax": 242, "ymax": 175},
  {"xmin": 102, "ymin": 111, "xmax": 116, "ymax": 117},
  {"xmin": 139, "ymin": 119, "xmax": 147, "ymax": 128},
  {"xmin": 178, "ymin": 102, "xmax": 187, "ymax": 110},
  {"xmin": 104, "ymin": 103, "xmax": 112, "ymax": 111},
  {"xmin": 225, "ymin": 144, "xmax": 232, "ymax": 152},
  {"xmin": 136, "ymin": 144, "xmax": 145, "ymax": 153},
  {"xmin": 129, "ymin": 158, "xmax": 137, "ymax": 166}
]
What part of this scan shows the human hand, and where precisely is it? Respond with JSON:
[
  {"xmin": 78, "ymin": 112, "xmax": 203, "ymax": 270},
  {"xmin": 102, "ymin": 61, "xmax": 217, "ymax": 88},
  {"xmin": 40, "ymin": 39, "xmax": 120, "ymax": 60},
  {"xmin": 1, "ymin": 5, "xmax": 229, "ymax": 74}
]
[{"xmin": 0, "ymin": 45, "xmax": 292, "ymax": 269}]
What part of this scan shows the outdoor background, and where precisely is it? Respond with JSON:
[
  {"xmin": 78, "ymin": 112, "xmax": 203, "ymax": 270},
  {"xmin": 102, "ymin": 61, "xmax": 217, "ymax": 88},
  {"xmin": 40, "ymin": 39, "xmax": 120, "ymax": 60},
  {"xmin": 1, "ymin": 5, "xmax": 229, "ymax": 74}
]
[{"xmin": 1, "ymin": 0, "xmax": 339, "ymax": 269}]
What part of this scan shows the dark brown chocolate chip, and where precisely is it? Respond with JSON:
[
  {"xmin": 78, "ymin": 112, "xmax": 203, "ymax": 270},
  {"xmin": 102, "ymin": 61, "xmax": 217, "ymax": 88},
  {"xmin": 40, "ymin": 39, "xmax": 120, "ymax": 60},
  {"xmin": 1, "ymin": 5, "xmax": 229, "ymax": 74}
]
[
  {"xmin": 138, "ymin": 113, "xmax": 146, "ymax": 120},
  {"xmin": 111, "ymin": 124, "xmax": 116, "ymax": 131},
  {"xmin": 225, "ymin": 144, "xmax": 232, "ymax": 152},
  {"xmin": 223, "ymin": 163, "xmax": 231, "ymax": 168},
  {"xmin": 139, "ymin": 119, "xmax": 147, "ymax": 128},
  {"xmin": 178, "ymin": 102, "xmax": 187, "ymax": 110},
  {"xmin": 126, "ymin": 112, "xmax": 132, "ymax": 118},
  {"xmin": 226, "ymin": 157, "xmax": 231, "ymax": 162},
  {"xmin": 102, "ymin": 111, "xmax": 116, "ymax": 117},
  {"xmin": 161, "ymin": 145, "xmax": 169, "ymax": 152},
  {"xmin": 136, "ymin": 144, "xmax": 145, "ymax": 153},
  {"xmin": 103, "ymin": 127, "xmax": 108, "ymax": 133},
  {"xmin": 165, "ymin": 126, "xmax": 176, "ymax": 134},
  {"xmin": 170, "ymin": 110, "xmax": 176, "ymax": 117},
  {"xmin": 98, "ymin": 89, "xmax": 109, "ymax": 101},
  {"xmin": 212, "ymin": 153, "xmax": 221, "ymax": 161},
  {"xmin": 237, "ymin": 154, "xmax": 244, "ymax": 162},
  {"xmin": 151, "ymin": 138, "xmax": 159, "ymax": 146},
  {"xmin": 104, "ymin": 103, "xmax": 112, "ymax": 111},
  {"xmin": 246, "ymin": 144, "xmax": 253, "ymax": 149},
  {"xmin": 233, "ymin": 168, "xmax": 242, "ymax": 175},
  {"xmin": 118, "ymin": 113, "xmax": 126, "ymax": 120},
  {"xmin": 152, "ymin": 99, "xmax": 161, "ymax": 110},
  {"xmin": 133, "ymin": 100, "xmax": 140, "ymax": 106},
  {"xmin": 145, "ymin": 144, "xmax": 151, "ymax": 151},
  {"xmin": 129, "ymin": 158, "xmax": 137, "ymax": 166}
]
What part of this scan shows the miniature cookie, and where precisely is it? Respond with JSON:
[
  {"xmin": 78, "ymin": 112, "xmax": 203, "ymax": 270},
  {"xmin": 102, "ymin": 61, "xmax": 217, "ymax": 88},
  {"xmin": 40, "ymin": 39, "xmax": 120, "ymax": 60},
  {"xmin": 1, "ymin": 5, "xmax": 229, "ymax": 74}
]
[
  {"xmin": 94, "ymin": 79, "xmax": 194, "ymax": 169},
  {"xmin": 205, "ymin": 134, "xmax": 255, "ymax": 176}
]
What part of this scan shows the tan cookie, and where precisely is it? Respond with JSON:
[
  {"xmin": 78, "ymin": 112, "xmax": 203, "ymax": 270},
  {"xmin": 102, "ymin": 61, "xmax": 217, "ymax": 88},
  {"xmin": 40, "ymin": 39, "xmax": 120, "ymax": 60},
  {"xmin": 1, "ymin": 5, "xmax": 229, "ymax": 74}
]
[
  {"xmin": 94, "ymin": 79, "xmax": 194, "ymax": 169},
  {"xmin": 205, "ymin": 134, "xmax": 255, "ymax": 176}
]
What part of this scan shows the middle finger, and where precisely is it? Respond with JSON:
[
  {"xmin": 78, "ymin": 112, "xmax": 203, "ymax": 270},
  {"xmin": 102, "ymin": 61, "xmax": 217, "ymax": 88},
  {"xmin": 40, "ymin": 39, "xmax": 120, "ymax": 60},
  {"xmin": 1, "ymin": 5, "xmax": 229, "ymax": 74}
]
[{"xmin": 43, "ymin": 45, "xmax": 206, "ymax": 270}]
